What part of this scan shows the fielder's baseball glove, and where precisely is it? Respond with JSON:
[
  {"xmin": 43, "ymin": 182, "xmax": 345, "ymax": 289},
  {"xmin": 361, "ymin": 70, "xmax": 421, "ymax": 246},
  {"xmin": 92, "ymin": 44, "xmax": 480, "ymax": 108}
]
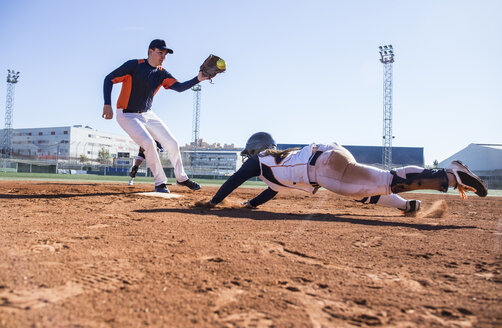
[{"xmin": 200, "ymin": 54, "xmax": 226, "ymax": 81}]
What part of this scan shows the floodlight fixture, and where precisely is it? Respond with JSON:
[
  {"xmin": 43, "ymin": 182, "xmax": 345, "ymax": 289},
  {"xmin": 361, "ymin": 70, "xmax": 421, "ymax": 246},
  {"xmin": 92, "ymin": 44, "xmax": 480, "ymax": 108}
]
[
  {"xmin": 6, "ymin": 69, "xmax": 20, "ymax": 84},
  {"xmin": 379, "ymin": 44, "xmax": 395, "ymax": 64}
]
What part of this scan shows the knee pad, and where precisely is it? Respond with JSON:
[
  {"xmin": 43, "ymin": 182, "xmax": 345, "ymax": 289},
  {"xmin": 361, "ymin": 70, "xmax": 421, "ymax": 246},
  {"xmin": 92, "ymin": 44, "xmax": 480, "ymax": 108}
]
[{"xmin": 391, "ymin": 168, "xmax": 448, "ymax": 193}]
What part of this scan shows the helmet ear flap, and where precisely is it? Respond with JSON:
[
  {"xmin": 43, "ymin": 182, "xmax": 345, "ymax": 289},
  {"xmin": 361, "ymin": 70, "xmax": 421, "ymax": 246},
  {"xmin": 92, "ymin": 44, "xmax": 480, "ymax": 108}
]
[{"xmin": 240, "ymin": 149, "xmax": 250, "ymax": 158}]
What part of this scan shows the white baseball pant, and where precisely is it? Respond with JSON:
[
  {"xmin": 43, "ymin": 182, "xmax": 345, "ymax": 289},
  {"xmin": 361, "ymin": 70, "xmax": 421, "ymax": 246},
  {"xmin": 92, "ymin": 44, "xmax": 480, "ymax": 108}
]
[
  {"xmin": 311, "ymin": 144, "xmax": 393, "ymax": 198},
  {"xmin": 116, "ymin": 109, "xmax": 189, "ymax": 186}
]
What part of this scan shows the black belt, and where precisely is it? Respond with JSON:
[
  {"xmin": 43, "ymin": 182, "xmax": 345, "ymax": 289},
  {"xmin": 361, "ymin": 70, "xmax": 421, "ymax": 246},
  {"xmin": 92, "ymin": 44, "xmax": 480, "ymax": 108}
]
[
  {"xmin": 309, "ymin": 150, "xmax": 323, "ymax": 189},
  {"xmin": 122, "ymin": 109, "xmax": 149, "ymax": 113},
  {"xmin": 309, "ymin": 150, "xmax": 323, "ymax": 166}
]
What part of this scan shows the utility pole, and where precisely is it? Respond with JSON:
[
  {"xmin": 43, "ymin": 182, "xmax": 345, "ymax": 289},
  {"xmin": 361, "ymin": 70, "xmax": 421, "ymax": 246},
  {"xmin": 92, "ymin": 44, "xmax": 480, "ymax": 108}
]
[
  {"xmin": 2, "ymin": 70, "xmax": 20, "ymax": 159},
  {"xmin": 379, "ymin": 45, "xmax": 395, "ymax": 169}
]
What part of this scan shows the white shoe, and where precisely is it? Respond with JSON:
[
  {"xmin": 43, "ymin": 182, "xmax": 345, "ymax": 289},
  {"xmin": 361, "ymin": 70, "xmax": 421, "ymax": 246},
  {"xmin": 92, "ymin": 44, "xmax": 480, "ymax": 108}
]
[
  {"xmin": 447, "ymin": 161, "xmax": 487, "ymax": 198},
  {"xmin": 128, "ymin": 178, "xmax": 134, "ymax": 186},
  {"xmin": 403, "ymin": 200, "xmax": 421, "ymax": 213}
]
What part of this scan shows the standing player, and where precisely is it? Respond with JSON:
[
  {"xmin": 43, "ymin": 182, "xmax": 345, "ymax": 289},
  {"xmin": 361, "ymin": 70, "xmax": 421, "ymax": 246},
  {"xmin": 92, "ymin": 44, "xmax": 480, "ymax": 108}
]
[
  {"xmin": 202, "ymin": 132, "xmax": 487, "ymax": 210},
  {"xmin": 128, "ymin": 141, "xmax": 164, "ymax": 186},
  {"xmin": 102, "ymin": 39, "xmax": 208, "ymax": 193}
]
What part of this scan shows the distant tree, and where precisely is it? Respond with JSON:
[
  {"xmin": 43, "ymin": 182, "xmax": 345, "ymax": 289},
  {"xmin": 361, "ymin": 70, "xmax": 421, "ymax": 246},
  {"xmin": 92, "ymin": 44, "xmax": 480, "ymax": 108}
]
[
  {"xmin": 79, "ymin": 154, "xmax": 89, "ymax": 163},
  {"xmin": 433, "ymin": 159, "xmax": 439, "ymax": 168},
  {"xmin": 98, "ymin": 147, "xmax": 110, "ymax": 164}
]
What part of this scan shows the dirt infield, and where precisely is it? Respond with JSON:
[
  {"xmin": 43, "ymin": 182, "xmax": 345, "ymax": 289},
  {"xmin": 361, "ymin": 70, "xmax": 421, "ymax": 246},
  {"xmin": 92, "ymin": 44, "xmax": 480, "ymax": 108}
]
[{"xmin": 0, "ymin": 180, "xmax": 501, "ymax": 327}]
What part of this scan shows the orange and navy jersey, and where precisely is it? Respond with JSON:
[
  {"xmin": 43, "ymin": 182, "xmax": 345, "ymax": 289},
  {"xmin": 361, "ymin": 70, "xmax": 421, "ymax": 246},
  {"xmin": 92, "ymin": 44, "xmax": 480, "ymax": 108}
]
[{"xmin": 103, "ymin": 59, "xmax": 199, "ymax": 112}]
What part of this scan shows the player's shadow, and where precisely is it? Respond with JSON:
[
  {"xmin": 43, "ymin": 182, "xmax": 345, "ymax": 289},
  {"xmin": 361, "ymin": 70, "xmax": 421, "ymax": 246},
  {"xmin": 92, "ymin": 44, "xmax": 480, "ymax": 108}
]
[
  {"xmin": 134, "ymin": 207, "xmax": 476, "ymax": 231},
  {"xmin": 0, "ymin": 191, "xmax": 138, "ymax": 199},
  {"xmin": 0, "ymin": 182, "xmax": 148, "ymax": 199}
]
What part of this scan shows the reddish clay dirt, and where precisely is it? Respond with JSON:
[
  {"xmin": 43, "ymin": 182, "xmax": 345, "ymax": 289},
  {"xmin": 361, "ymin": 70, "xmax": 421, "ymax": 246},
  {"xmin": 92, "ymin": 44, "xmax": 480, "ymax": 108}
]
[{"xmin": 0, "ymin": 180, "xmax": 501, "ymax": 327}]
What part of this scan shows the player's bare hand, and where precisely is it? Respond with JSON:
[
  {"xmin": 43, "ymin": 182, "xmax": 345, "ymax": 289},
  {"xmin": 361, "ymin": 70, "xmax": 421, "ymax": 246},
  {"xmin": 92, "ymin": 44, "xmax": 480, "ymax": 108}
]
[
  {"xmin": 242, "ymin": 201, "xmax": 257, "ymax": 209},
  {"xmin": 102, "ymin": 105, "xmax": 113, "ymax": 120},
  {"xmin": 195, "ymin": 200, "xmax": 216, "ymax": 208}
]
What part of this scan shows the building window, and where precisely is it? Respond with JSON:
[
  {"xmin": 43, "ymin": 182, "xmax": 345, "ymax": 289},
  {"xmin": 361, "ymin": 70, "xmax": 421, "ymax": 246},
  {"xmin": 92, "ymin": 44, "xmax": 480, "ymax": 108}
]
[
  {"xmin": 28, "ymin": 132, "xmax": 31, "ymax": 136},
  {"xmin": 51, "ymin": 131, "xmax": 55, "ymax": 135},
  {"xmin": 64, "ymin": 131, "xmax": 68, "ymax": 135},
  {"xmin": 39, "ymin": 132, "xmax": 43, "ymax": 136}
]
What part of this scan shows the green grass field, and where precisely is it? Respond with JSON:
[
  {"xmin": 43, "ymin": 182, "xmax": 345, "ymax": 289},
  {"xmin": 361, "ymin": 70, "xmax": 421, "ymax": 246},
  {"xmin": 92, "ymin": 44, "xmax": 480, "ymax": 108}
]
[
  {"xmin": 1, "ymin": 172, "xmax": 500, "ymax": 196},
  {"xmin": 0, "ymin": 172, "xmax": 267, "ymax": 188}
]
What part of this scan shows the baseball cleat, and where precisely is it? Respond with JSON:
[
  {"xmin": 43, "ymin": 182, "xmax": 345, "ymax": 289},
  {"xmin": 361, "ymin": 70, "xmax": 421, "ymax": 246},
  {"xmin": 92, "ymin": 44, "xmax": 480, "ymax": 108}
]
[
  {"xmin": 128, "ymin": 178, "xmax": 134, "ymax": 186},
  {"xmin": 177, "ymin": 179, "xmax": 201, "ymax": 191},
  {"xmin": 403, "ymin": 200, "xmax": 421, "ymax": 213},
  {"xmin": 447, "ymin": 160, "xmax": 487, "ymax": 199},
  {"xmin": 154, "ymin": 183, "xmax": 170, "ymax": 193}
]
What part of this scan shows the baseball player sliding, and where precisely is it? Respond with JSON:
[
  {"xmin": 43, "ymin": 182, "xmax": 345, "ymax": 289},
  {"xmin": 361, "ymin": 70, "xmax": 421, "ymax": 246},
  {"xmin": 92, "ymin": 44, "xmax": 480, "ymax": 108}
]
[
  {"xmin": 201, "ymin": 132, "xmax": 487, "ymax": 210},
  {"xmin": 102, "ymin": 39, "xmax": 225, "ymax": 193}
]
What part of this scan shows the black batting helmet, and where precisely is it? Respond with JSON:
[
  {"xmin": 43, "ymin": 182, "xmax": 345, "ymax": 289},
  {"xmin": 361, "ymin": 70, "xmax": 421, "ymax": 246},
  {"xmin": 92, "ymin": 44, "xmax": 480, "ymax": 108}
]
[{"xmin": 240, "ymin": 132, "xmax": 277, "ymax": 157}]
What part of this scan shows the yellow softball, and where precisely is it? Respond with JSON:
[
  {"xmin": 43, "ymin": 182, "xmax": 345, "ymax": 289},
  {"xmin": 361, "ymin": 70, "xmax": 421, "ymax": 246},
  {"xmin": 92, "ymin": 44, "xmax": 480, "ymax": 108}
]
[{"xmin": 216, "ymin": 59, "xmax": 226, "ymax": 70}]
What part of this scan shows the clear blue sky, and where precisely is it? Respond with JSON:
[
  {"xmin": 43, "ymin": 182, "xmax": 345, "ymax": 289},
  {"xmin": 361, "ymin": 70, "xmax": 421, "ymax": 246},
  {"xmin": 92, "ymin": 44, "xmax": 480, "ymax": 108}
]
[{"xmin": 1, "ymin": 0, "xmax": 500, "ymax": 165}]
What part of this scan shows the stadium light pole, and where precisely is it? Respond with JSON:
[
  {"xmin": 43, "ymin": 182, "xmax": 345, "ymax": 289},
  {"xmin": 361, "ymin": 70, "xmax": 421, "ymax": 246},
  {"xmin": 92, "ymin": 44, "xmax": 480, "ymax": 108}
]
[
  {"xmin": 3, "ymin": 70, "xmax": 20, "ymax": 159},
  {"xmin": 191, "ymin": 84, "xmax": 202, "ymax": 175},
  {"xmin": 379, "ymin": 45, "xmax": 395, "ymax": 170}
]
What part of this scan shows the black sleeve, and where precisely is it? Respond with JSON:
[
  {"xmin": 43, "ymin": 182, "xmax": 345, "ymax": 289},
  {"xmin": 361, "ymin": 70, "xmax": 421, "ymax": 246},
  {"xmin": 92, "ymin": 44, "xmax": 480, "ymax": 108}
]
[
  {"xmin": 249, "ymin": 187, "xmax": 278, "ymax": 207},
  {"xmin": 169, "ymin": 76, "xmax": 200, "ymax": 92},
  {"xmin": 210, "ymin": 156, "xmax": 260, "ymax": 205}
]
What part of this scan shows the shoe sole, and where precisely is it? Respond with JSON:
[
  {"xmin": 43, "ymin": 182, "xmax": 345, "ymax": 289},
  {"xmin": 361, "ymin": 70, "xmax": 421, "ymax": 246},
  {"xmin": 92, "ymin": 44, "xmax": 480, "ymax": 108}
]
[{"xmin": 450, "ymin": 161, "xmax": 487, "ymax": 197}]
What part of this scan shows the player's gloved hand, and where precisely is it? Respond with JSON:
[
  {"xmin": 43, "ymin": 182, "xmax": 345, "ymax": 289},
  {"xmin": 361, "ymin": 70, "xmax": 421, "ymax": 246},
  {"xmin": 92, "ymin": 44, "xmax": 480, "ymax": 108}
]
[
  {"xmin": 199, "ymin": 54, "xmax": 226, "ymax": 82},
  {"xmin": 242, "ymin": 200, "xmax": 257, "ymax": 209}
]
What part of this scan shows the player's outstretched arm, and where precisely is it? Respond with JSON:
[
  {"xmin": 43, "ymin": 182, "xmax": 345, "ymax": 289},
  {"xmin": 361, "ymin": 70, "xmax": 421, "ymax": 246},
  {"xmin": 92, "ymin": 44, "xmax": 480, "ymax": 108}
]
[
  {"xmin": 169, "ymin": 77, "xmax": 199, "ymax": 92},
  {"xmin": 244, "ymin": 188, "xmax": 278, "ymax": 208},
  {"xmin": 209, "ymin": 157, "xmax": 261, "ymax": 206}
]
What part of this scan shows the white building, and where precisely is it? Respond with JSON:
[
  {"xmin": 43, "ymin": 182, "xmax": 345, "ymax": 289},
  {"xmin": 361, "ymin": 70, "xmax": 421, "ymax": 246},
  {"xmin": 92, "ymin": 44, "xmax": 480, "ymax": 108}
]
[
  {"xmin": 2, "ymin": 126, "xmax": 246, "ymax": 177},
  {"xmin": 4, "ymin": 125, "xmax": 138, "ymax": 161},
  {"xmin": 182, "ymin": 150, "xmax": 243, "ymax": 177},
  {"xmin": 439, "ymin": 143, "xmax": 502, "ymax": 189}
]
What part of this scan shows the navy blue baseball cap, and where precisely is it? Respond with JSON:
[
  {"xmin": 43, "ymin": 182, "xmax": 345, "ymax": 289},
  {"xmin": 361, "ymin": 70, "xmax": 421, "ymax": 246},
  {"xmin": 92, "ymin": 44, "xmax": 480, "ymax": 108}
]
[{"xmin": 149, "ymin": 39, "xmax": 173, "ymax": 54}]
